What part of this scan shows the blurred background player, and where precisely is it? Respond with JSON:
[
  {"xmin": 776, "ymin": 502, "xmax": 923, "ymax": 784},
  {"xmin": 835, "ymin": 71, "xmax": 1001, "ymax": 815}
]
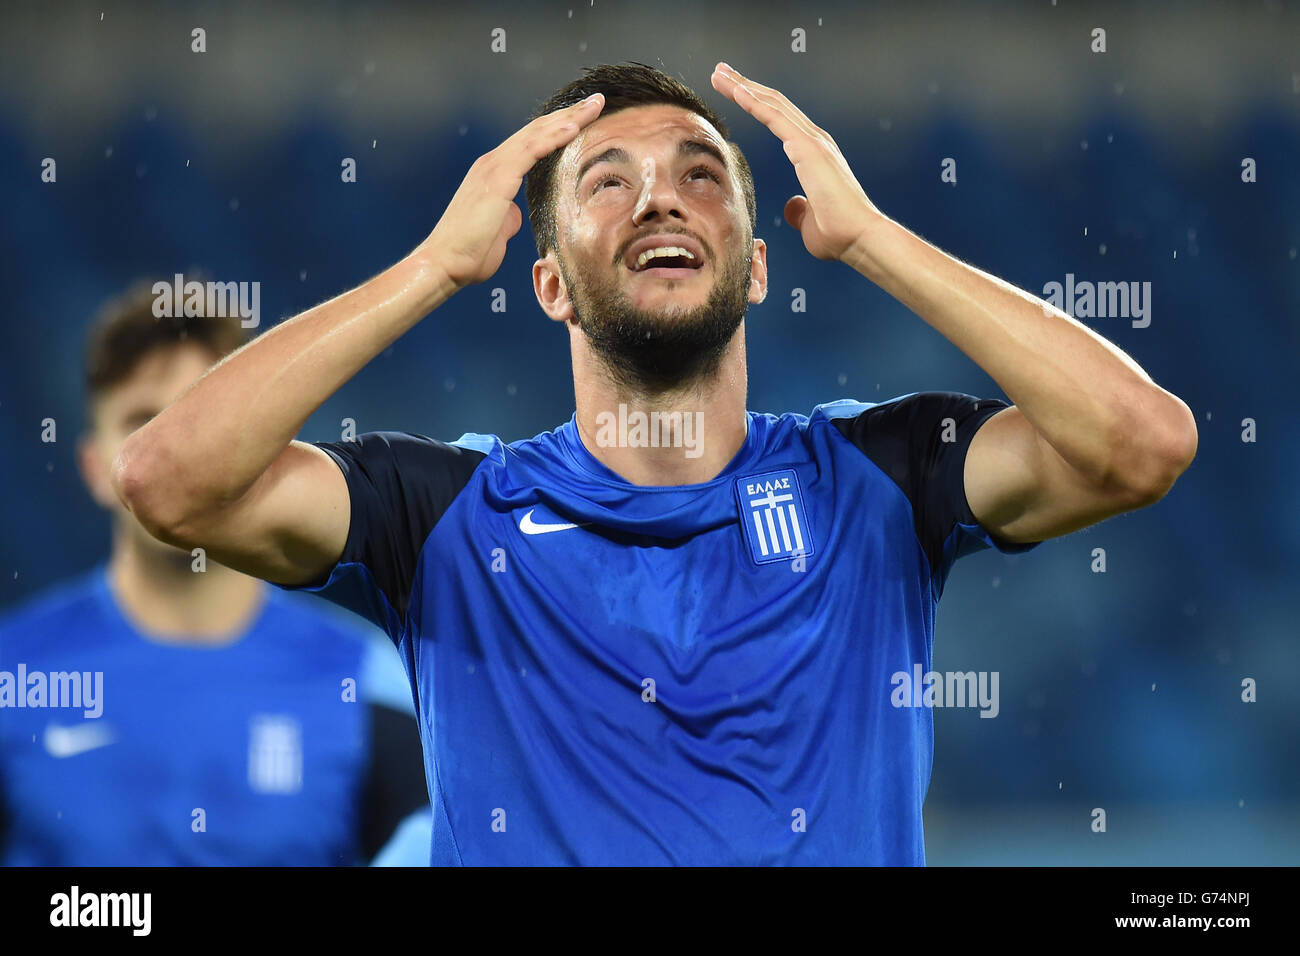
[{"xmin": 0, "ymin": 281, "xmax": 430, "ymax": 865}]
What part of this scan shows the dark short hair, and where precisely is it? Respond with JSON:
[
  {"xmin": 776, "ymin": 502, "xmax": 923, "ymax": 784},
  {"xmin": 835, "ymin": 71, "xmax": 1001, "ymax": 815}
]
[
  {"xmin": 523, "ymin": 62, "xmax": 758, "ymax": 261},
  {"xmin": 84, "ymin": 278, "xmax": 247, "ymax": 417}
]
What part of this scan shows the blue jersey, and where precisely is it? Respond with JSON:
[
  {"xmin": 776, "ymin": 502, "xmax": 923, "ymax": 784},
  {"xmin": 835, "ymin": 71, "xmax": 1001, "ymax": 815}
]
[
  {"xmin": 284, "ymin": 392, "xmax": 1039, "ymax": 864},
  {"xmin": 0, "ymin": 567, "xmax": 425, "ymax": 865}
]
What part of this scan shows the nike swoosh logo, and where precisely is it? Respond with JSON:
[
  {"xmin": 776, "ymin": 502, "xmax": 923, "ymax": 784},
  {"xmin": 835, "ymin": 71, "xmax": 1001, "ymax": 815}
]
[
  {"xmin": 44, "ymin": 723, "xmax": 117, "ymax": 758},
  {"xmin": 519, "ymin": 509, "xmax": 580, "ymax": 535}
]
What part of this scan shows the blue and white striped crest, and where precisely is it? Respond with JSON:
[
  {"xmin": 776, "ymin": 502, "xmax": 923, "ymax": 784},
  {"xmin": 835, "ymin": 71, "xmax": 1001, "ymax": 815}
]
[{"xmin": 735, "ymin": 469, "xmax": 814, "ymax": 565}]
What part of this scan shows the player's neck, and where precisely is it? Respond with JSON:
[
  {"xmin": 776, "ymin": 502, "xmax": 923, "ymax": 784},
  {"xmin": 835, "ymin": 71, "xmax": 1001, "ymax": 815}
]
[
  {"xmin": 107, "ymin": 527, "xmax": 266, "ymax": 646},
  {"xmin": 571, "ymin": 327, "xmax": 749, "ymax": 486}
]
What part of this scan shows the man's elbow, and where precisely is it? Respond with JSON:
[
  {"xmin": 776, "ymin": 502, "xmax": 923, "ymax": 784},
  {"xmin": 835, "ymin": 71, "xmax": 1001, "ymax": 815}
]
[
  {"xmin": 111, "ymin": 433, "xmax": 196, "ymax": 544},
  {"xmin": 1118, "ymin": 395, "xmax": 1198, "ymax": 506}
]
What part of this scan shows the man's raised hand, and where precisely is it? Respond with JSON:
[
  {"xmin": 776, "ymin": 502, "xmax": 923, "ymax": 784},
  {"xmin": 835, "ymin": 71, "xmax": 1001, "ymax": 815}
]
[
  {"xmin": 419, "ymin": 93, "xmax": 606, "ymax": 291},
  {"xmin": 710, "ymin": 62, "xmax": 880, "ymax": 264}
]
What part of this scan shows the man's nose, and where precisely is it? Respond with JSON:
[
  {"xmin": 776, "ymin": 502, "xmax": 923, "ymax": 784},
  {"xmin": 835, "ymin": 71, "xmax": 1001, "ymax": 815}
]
[{"xmin": 631, "ymin": 158, "xmax": 684, "ymax": 225}]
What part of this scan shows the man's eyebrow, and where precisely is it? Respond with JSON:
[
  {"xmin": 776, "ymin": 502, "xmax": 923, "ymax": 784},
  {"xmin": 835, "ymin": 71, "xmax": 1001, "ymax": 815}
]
[
  {"xmin": 575, "ymin": 138, "xmax": 730, "ymax": 193},
  {"xmin": 579, "ymin": 145, "xmax": 629, "ymax": 191},
  {"xmin": 678, "ymin": 138, "xmax": 729, "ymax": 169}
]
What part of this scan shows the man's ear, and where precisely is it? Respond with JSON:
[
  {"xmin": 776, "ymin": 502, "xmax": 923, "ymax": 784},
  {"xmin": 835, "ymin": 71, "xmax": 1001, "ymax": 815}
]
[
  {"xmin": 533, "ymin": 253, "xmax": 575, "ymax": 324},
  {"xmin": 77, "ymin": 431, "xmax": 118, "ymax": 510},
  {"xmin": 748, "ymin": 237, "xmax": 768, "ymax": 305}
]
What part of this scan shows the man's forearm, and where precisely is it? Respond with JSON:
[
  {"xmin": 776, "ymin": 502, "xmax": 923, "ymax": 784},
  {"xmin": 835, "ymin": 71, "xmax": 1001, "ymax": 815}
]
[
  {"xmin": 844, "ymin": 213, "xmax": 1195, "ymax": 486},
  {"xmin": 114, "ymin": 250, "xmax": 456, "ymax": 527}
]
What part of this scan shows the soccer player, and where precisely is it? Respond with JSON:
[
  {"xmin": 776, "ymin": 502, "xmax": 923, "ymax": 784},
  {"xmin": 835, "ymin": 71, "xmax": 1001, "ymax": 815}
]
[
  {"xmin": 0, "ymin": 283, "xmax": 428, "ymax": 865},
  {"xmin": 109, "ymin": 63, "xmax": 1197, "ymax": 864}
]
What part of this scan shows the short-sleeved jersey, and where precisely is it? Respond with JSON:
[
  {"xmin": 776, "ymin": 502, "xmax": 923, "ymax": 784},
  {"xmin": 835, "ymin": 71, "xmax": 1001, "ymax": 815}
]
[{"xmin": 283, "ymin": 392, "xmax": 1039, "ymax": 864}]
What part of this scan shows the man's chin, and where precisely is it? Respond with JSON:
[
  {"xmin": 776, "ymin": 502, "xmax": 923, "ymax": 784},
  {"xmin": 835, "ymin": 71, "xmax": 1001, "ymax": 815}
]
[
  {"xmin": 566, "ymin": 256, "xmax": 750, "ymax": 390},
  {"xmin": 622, "ymin": 278, "xmax": 709, "ymax": 305},
  {"xmin": 623, "ymin": 306, "xmax": 706, "ymax": 329},
  {"xmin": 627, "ymin": 266, "xmax": 715, "ymax": 297}
]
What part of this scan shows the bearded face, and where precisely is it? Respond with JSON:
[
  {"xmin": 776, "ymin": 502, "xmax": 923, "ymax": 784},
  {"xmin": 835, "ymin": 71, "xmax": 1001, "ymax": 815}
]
[
  {"xmin": 541, "ymin": 103, "xmax": 764, "ymax": 391},
  {"xmin": 558, "ymin": 239, "xmax": 753, "ymax": 394}
]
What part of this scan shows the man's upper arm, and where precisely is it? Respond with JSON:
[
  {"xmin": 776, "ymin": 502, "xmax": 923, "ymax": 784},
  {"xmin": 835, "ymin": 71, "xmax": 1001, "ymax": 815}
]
[
  {"xmin": 182, "ymin": 440, "xmax": 351, "ymax": 587},
  {"xmin": 192, "ymin": 430, "xmax": 487, "ymax": 639},
  {"xmin": 273, "ymin": 431, "xmax": 489, "ymax": 640},
  {"xmin": 964, "ymin": 405, "xmax": 1150, "ymax": 544},
  {"xmin": 828, "ymin": 391, "xmax": 1039, "ymax": 589}
]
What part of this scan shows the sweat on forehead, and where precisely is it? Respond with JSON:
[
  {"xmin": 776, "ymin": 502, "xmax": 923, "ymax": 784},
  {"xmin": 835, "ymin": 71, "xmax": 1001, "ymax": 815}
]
[{"xmin": 561, "ymin": 106, "xmax": 730, "ymax": 184}]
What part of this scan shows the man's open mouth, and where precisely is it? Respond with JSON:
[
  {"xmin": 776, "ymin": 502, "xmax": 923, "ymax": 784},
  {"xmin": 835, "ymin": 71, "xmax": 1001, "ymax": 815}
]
[
  {"xmin": 624, "ymin": 238, "xmax": 707, "ymax": 278},
  {"xmin": 633, "ymin": 247, "xmax": 698, "ymax": 270}
]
